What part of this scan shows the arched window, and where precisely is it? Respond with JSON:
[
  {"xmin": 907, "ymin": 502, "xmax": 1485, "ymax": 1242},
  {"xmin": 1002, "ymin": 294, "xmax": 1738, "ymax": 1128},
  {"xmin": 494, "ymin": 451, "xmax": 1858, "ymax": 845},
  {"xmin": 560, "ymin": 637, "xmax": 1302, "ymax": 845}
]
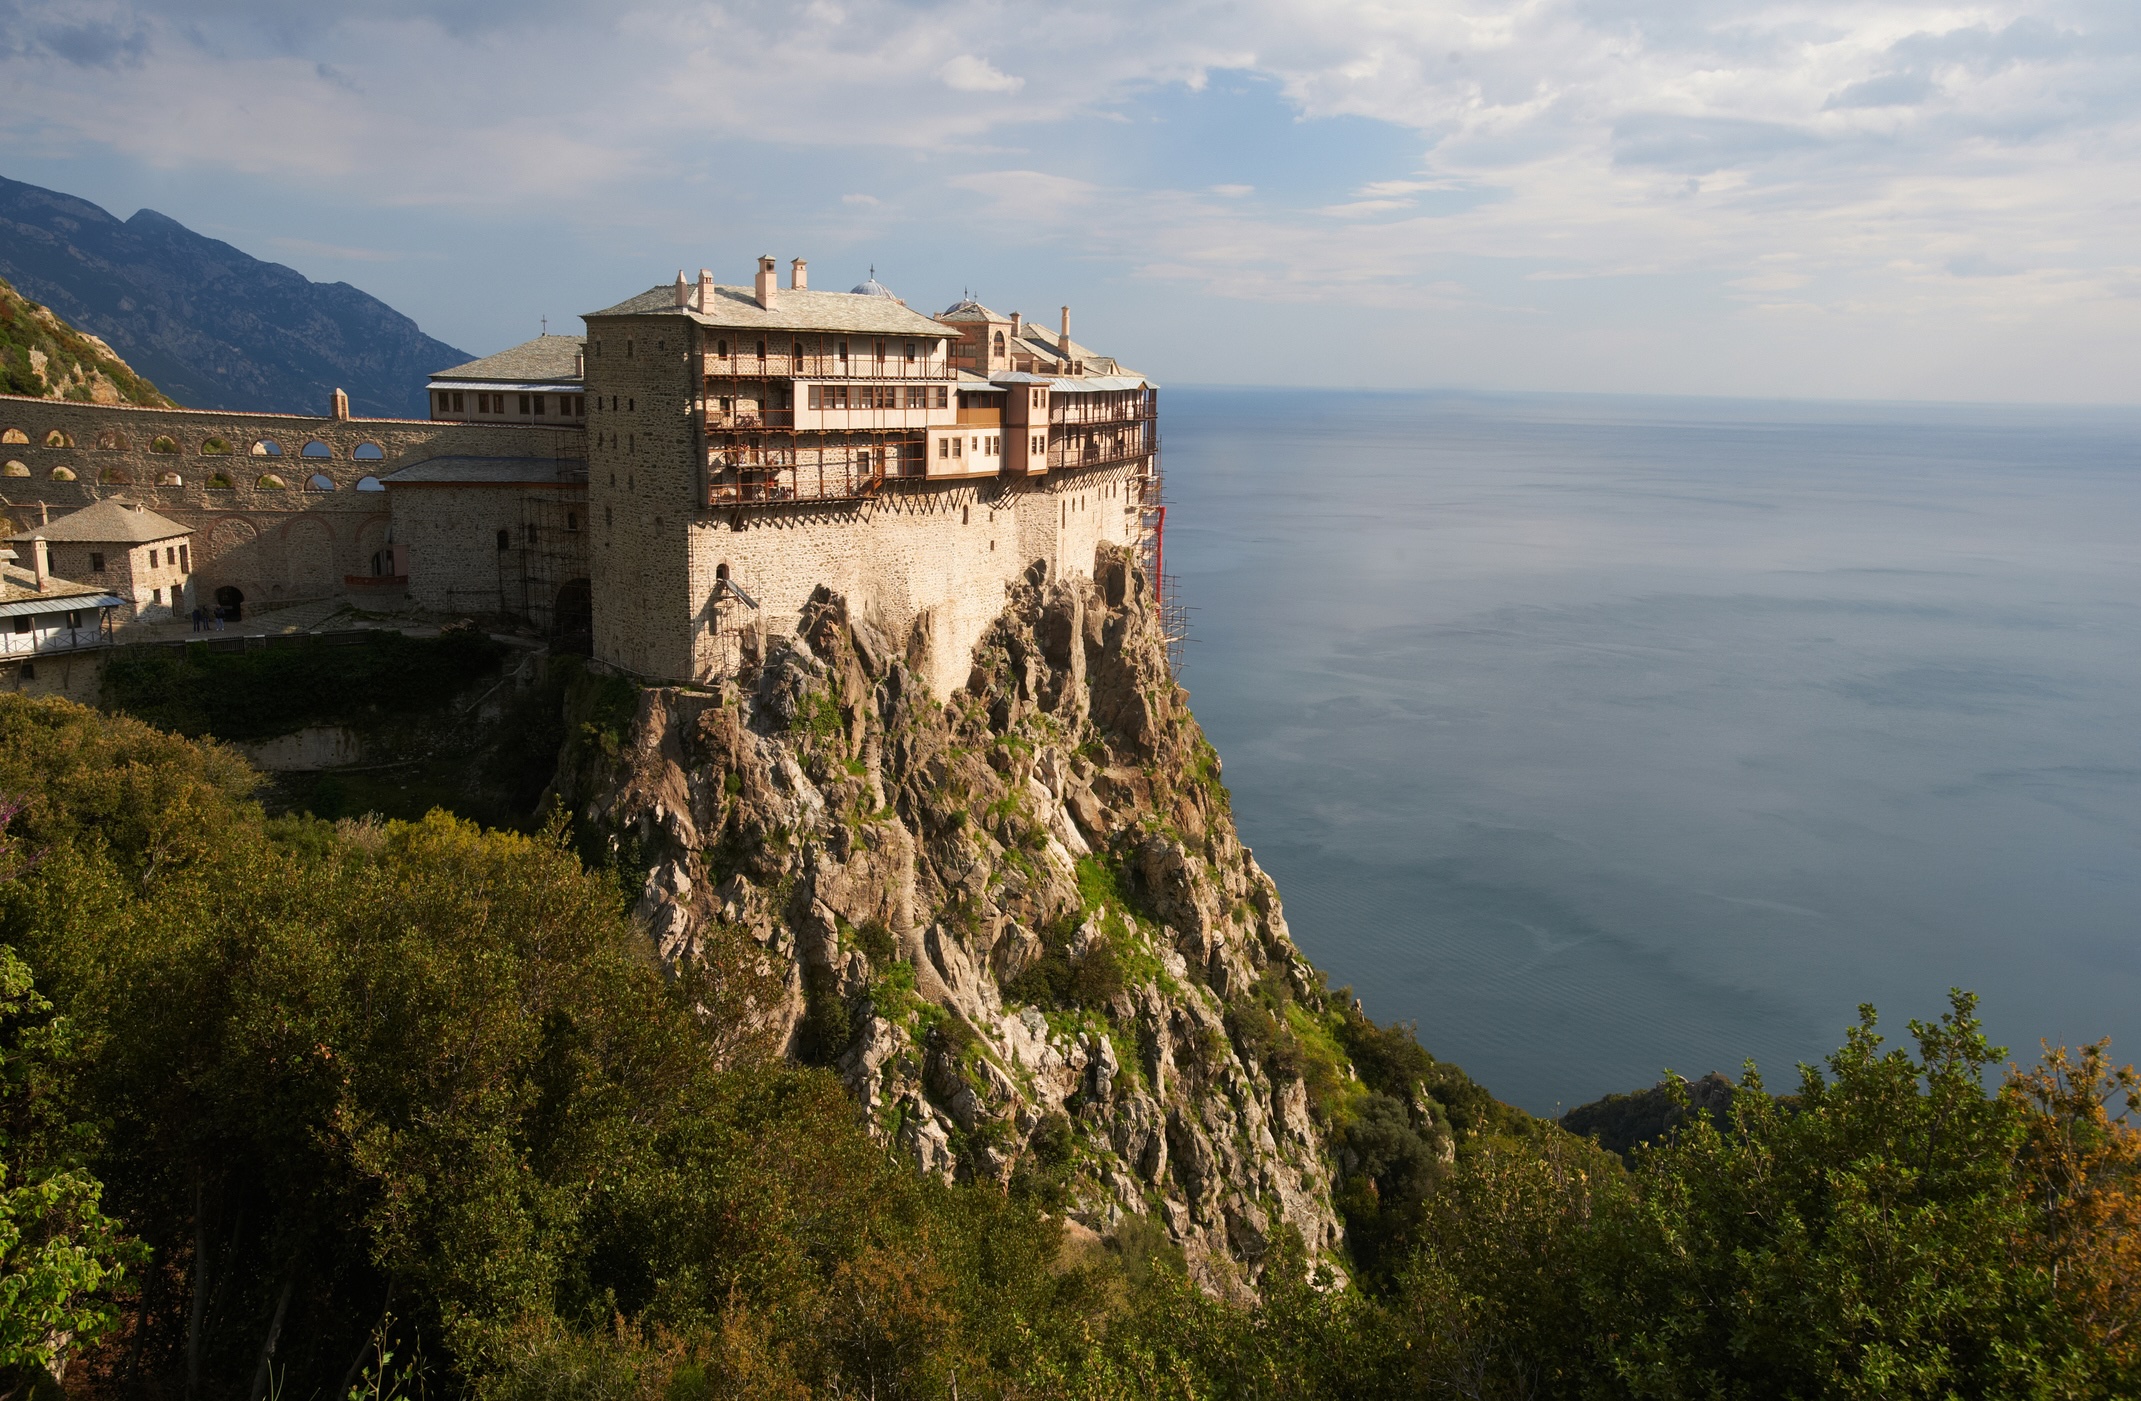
[
  {"xmin": 205, "ymin": 472, "xmax": 235, "ymax": 490},
  {"xmin": 251, "ymin": 439, "xmax": 283, "ymax": 457},
  {"xmin": 992, "ymin": 332, "xmax": 1005, "ymax": 357},
  {"xmin": 49, "ymin": 466, "xmax": 76, "ymax": 482},
  {"xmin": 44, "ymin": 430, "xmax": 72, "ymax": 448},
  {"xmin": 202, "ymin": 437, "xmax": 233, "ymax": 456},
  {"xmin": 150, "ymin": 435, "xmax": 178, "ymax": 454},
  {"xmin": 495, "ymin": 529, "xmax": 510, "ymax": 551},
  {"xmin": 158, "ymin": 471, "xmax": 183, "ymax": 487},
  {"xmin": 95, "ymin": 429, "xmax": 128, "ymax": 450},
  {"xmin": 792, "ymin": 341, "xmax": 803, "ymax": 360},
  {"xmin": 755, "ymin": 339, "xmax": 766, "ymax": 359},
  {"xmin": 304, "ymin": 473, "xmax": 335, "ymax": 492},
  {"xmin": 353, "ymin": 442, "xmax": 385, "ymax": 461},
  {"xmin": 255, "ymin": 473, "xmax": 288, "ymax": 490},
  {"xmin": 98, "ymin": 467, "xmax": 130, "ymax": 485},
  {"xmin": 716, "ymin": 338, "xmax": 728, "ymax": 358},
  {"xmin": 0, "ymin": 429, "xmax": 25, "ymax": 445},
  {"xmin": 301, "ymin": 440, "xmax": 332, "ymax": 458},
  {"xmin": 1, "ymin": 461, "xmax": 25, "ymax": 478},
  {"xmin": 355, "ymin": 476, "xmax": 385, "ymax": 492}
]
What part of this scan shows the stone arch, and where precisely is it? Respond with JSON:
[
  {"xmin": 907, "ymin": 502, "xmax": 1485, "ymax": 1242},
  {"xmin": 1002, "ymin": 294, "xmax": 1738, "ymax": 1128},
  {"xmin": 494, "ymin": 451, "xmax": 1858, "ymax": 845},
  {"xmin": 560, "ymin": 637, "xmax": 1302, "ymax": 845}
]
[
  {"xmin": 352, "ymin": 442, "xmax": 384, "ymax": 461},
  {"xmin": 95, "ymin": 429, "xmax": 129, "ymax": 451},
  {"xmin": 44, "ymin": 430, "xmax": 72, "ymax": 448},
  {"xmin": 49, "ymin": 465, "xmax": 76, "ymax": 482},
  {"xmin": 2, "ymin": 461, "xmax": 25, "ymax": 478},
  {"xmin": 303, "ymin": 473, "xmax": 336, "ymax": 492},
  {"xmin": 0, "ymin": 429, "xmax": 25, "ymax": 445},
  {"xmin": 255, "ymin": 473, "xmax": 288, "ymax": 490},
  {"xmin": 282, "ymin": 516, "xmax": 336, "ymax": 597},
  {"xmin": 205, "ymin": 472, "xmax": 236, "ymax": 491},
  {"xmin": 150, "ymin": 435, "xmax": 179, "ymax": 454},
  {"xmin": 201, "ymin": 437, "xmax": 233, "ymax": 456},
  {"xmin": 98, "ymin": 466, "xmax": 131, "ymax": 485},
  {"xmin": 552, "ymin": 577, "xmax": 592, "ymax": 647},
  {"xmin": 300, "ymin": 440, "xmax": 332, "ymax": 458},
  {"xmin": 157, "ymin": 471, "xmax": 183, "ymax": 487},
  {"xmin": 251, "ymin": 439, "xmax": 283, "ymax": 457},
  {"xmin": 355, "ymin": 476, "xmax": 384, "ymax": 492},
  {"xmin": 204, "ymin": 516, "xmax": 258, "ymax": 564}
]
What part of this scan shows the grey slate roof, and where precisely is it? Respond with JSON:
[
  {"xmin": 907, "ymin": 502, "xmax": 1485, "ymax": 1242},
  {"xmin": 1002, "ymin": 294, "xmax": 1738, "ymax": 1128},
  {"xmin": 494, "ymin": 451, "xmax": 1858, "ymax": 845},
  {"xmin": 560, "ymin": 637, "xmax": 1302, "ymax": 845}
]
[
  {"xmin": 0, "ymin": 554, "xmax": 118, "ymax": 613},
  {"xmin": 380, "ymin": 456, "xmax": 587, "ymax": 486},
  {"xmin": 587, "ymin": 284, "xmax": 949, "ymax": 337},
  {"xmin": 430, "ymin": 334, "xmax": 585, "ymax": 384},
  {"xmin": 7, "ymin": 498, "xmax": 191, "ymax": 545},
  {"xmin": 937, "ymin": 298, "xmax": 1006, "ymax": 323}
]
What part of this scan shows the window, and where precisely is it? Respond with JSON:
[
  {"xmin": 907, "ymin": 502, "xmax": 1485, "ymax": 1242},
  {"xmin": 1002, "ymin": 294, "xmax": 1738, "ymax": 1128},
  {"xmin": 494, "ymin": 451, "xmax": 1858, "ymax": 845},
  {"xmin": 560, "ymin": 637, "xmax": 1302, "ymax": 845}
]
[
  {"xmin": 938, "ymin": 438, "xmax": 950, "ymax": 459},
  {"xmin": 952, "ymin": 437, "xmax": 962, "ymax": 458},
  {"xmin": 152, "ymin": 588, "xmax": 162, "ymax": 605},
  {"xmin": 572, "ymin": 396, "xmax": 585, "ymax": 416},
  {"xmin": 533, "ymin": 396, "xmax": 546, "ymax": 416},
  {"xmin": 44, "ymin": 430, "xmax": 72, "ymax": 448},
  {"xmin": 355, "ymin": 476, "xmax": 384, "ymax": 492},
  {"xmin": 756, "ymin": 340, "xmax": 766, "ymax": 359},
  {"xmin": 251, "ymin": 439, "xmax": 283, "ymax": 457},
  {"xmin": 496, "ymin": 530, "xmax": 510, "ymax": 551},
  {"xmin": 452, "ymin": 392, "xmax": 465, "ymax": 413},
  {"xmin": 716, "ymin": 339, "xmax": 728, "ymax": 357},
  {"xmin": 49, "ymin": 466, "xmax": 75, "ymax": 482},
  {"xmin": 305, "ymin": 473, "xmax": 335, "ymax": 492},
  {"xmin": 256, "ymin": 473, "xmax": 288, "ymax": 489},
  {"xmin": 166, "ymin": 547, "xmax": 176, "ymax": 566},
  {"xmin": 792, "ymin": 341, "xmax": 803, "ymax": 360},
  {"xmin": 202, "ymin": 437, "xmax": 233, "ymax": 455},
  {"xmin": 65, "ymin": 612, "xmax": 80, "ymax": 629},
  {"xmin": 302, "ymin": 440, "xmax": 332, "ymax": 458},
  {"xmin": 519, "ymin": 394, "xmax": 531, "ymax": 414},
  {"xmin": 10, "ymin": 618, "xmax": 26, "ymax": 635},
  {"xmin": 935, "ymin": 386, "xmax": 948, "ymax": 408},
  {"xmin": 353, "ymin": 442, "xmax": 384, "ymax": 461},
  {"xmin": 875, "ymin": 339, "xmax": 886, "ymax": 363},
  {"xmin": 179, "ymin": 545, "xmax": 189, "ymax": 571},
  {"xmin": 89, "ymin": 552, "xmax": 105, "ymax": 572},
  {"xmin": 526, "ymin": 523, "xmax": 539, "ymax": 544},
  {"xmin": 993, "ymin": 332, "xmax": 1005, "ymax": 357},
  {"xmin": 566, "ymin": 512, "xmax": 579, "ymax": 532},
  {"xmin": 838, "ymin": 339, "xmax": 848, "ymax": 362},
  {"xmin": 1033, "ymin": 435, "xmax": 1044, "ymax": 455},
  {"xmin": 1, "ymin": 462, "xmax": 22, "ymax": 478},
  {"xmin": 435, "ymin": 392, "xmax": 448, "ymax": 415}
]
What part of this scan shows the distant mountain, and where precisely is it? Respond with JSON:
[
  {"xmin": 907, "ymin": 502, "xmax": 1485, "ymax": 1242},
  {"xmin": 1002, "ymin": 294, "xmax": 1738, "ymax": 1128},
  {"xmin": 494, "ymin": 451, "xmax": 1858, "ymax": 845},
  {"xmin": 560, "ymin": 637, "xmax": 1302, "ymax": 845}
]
[
  {"xmin": 0, "ymin": 274, "xmax": 172, "ymax": 407},
  {"xmin": 0, "ymin": 176, "xmax": 468, "ymax": 418}
]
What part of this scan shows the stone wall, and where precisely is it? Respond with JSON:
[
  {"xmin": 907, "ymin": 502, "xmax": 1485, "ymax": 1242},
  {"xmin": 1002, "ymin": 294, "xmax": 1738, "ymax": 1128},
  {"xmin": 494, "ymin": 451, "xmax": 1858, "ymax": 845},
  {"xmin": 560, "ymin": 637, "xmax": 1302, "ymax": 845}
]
[
  {"xmin": 0, "ymin": 394, "xmax": 582, "ymax": 614},
  {"xmin": 392, "ymin": 482, "xmax": 590, "ymax": 626},
  {"xmin": 687, "ymin": 462, "xmax": 1142, "ymax": 700}
]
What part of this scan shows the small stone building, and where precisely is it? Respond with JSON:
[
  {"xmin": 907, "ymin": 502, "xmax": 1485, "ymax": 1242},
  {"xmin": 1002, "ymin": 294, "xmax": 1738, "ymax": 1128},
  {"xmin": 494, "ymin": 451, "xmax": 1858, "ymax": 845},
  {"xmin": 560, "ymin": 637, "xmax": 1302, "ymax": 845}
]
[
  {"xmin": 0, "ymin": 539, "xmax": 122, "ymax": 664},
  {"xmin": 7, "ymin": 497, "xmax": 194, "ymax": 624}
]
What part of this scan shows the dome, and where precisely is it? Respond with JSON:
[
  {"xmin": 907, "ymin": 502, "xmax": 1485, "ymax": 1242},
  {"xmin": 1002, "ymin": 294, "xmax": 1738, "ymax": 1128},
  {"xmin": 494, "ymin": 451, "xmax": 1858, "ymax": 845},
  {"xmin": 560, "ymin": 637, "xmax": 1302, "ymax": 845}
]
[{"xmin": 850, "ymin": 265, "xmax": 899, "ymax": 299}]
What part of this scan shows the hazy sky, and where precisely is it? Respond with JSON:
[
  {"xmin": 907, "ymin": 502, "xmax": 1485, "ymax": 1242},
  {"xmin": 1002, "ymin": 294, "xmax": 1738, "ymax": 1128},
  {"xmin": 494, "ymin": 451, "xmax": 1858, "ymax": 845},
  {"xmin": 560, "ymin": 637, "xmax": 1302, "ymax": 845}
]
[{"xmin": 2, "ymin": 0, "xmax": 2135, "ymax": 402}]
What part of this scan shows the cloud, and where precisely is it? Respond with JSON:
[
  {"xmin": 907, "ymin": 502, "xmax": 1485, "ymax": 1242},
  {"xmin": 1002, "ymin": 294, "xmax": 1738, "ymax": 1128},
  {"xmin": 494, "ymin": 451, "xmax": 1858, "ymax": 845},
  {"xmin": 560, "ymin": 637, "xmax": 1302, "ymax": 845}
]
[
  {"xmin": 938, "ymin": 53, "xmax": 1021, "ymax": 93},
  {"xmin": 37, "ymin": 19, "xmax": 148, "ymax": 67},
  {"xmin": 841, "ymin": 193, "xmax": 880, "ymax": 205}
]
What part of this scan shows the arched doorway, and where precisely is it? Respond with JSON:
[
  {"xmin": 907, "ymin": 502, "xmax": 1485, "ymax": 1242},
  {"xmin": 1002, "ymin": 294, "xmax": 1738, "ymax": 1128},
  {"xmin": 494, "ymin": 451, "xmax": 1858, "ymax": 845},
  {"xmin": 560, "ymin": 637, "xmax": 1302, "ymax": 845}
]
[
  {"xmin": 552, "ymin": 577, "xmax": 592, "ymax": 655},
  {"xmin": 214, "ymin": 585, "xmax": 244, "ymax": 621}
]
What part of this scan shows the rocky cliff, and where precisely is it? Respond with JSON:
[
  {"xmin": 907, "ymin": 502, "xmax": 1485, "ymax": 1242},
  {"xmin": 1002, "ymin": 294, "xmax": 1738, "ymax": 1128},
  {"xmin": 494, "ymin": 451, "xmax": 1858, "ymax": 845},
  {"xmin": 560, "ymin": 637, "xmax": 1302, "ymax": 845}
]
[
  {"xmin": 555, "ymin": 543, "xmax": 1351, "ymax": 1290},
  {"xmin": 0, "ymin": 274, "xmax": 171, "ymax": 407}
]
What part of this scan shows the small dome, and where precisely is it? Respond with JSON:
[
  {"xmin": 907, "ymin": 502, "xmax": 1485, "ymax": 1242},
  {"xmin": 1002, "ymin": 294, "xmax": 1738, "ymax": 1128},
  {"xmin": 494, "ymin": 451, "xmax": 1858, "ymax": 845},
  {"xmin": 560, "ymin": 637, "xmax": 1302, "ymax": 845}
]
[{"xmin": 850, "ymin": 265, "xmax": 898, "ymax": 299}]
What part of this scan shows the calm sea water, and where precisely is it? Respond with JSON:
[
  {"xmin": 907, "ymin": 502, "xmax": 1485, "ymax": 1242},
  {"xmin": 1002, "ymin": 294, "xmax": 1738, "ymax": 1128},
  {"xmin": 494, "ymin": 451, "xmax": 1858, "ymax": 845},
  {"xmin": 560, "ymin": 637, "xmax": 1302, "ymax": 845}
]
[{"xmin": 1162, "ymin": 387, "xmax": 2141, "ymax": 1115}]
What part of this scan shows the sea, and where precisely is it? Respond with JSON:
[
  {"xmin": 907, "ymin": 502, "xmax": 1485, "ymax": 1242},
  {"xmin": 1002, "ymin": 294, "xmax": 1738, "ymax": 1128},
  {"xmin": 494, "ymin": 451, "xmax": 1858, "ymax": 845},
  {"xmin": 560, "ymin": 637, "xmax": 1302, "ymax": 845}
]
[{"xmin": 1161, "ymin": 387, "xmax": 2141, "ymax": 1116}]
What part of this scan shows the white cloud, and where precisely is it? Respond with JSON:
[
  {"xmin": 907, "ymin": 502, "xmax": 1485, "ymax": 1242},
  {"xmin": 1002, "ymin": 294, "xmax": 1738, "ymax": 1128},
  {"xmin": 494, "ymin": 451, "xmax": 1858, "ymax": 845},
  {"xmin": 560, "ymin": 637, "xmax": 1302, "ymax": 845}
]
[
  {"xmin": 937, "ymin": 53, "xmax": 1022, "ymax": 93},
  {"xmin": 0, "ymin": 0, "xmax": 2137, "ymax": 397}
]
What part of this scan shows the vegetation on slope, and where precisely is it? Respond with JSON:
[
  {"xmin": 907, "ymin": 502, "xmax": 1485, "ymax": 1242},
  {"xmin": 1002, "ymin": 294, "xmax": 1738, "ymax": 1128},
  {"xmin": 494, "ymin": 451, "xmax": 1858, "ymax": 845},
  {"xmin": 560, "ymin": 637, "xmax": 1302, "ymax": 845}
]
[
  {"xmin": 0, "ymin": 276, "xmax": 171, "ymax": 406},
  {"xmin": 0, "ymin": 692, "xmax": 2134, "ymax": 1396}
]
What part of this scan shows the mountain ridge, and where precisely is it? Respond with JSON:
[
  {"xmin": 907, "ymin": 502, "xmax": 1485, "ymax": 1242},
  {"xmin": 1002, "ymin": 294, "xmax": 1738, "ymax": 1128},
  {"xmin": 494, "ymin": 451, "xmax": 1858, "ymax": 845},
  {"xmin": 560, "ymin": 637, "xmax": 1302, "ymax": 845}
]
[{"xmin": 0, "ymin": 175, "xmax": 468, "ymax": 417}]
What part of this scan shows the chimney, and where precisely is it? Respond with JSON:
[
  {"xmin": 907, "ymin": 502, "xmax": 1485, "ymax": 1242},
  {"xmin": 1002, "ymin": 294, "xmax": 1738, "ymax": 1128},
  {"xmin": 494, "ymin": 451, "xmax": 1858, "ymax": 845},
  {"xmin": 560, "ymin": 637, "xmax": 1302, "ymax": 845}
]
[
  {"xmin": 331, "ymin": 387, "xmax": 350, "ymax": 421},
  {"xmin": 574, "ymin": 348, "xmax": 585, "ymax": 378},
  {"xmin": 30, "ymin": 535, "xmax": 47, "ymax": 592},
  {"xmin": 1058, "ymin": 305, "xmax": 1071, "ymax": 354},
  {"xmin": 1011, "ymin": 311, "xmax": 1022, "ymax": 340},
  {"xmin": 674, "ymin": 270, "xmax": 690, "ymax": 308},
  {"xmin": 697, "ymin": 268, "xmax": 715, "ymax": 312},
  {"xmin": 790, "ymin": 258, "xmax": 808, "ymax": 291},
  {"xmin": 755, "ymin": 256, "xmax": 778, "ymax": 310}
]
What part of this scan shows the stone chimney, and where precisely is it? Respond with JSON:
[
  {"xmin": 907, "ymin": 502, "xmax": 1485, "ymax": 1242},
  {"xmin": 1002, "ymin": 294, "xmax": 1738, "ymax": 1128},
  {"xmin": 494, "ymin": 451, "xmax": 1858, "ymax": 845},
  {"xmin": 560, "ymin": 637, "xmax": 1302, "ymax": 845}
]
[
  {"xmin": 574, "ymin": 348, "xmax": 585, "ymax": 378},
  {"xmin": 1011, "ymin": 311, "xmax": 1022, "ymax": 340},
  {"xmin": 331, "ymin": 387, "xmax": 350, "ymax": 420},
  {"xmin": 1058, "ymin": 305, "xmax": 1071, "ymax": 353},
  {"xmin": 674, "ymin": 270, "xmax": 690, "ymax": 308},
  {"xmin": 697, "ymin": 268, "xmax": 715, "ymax": 312},
  {"xmin": 30, "ymin": 535, "xmax": 48, "ymax": 592},
  {"xmin": 790, "ymin": 258, "xmax": 808, "ymax": 291},
  {"xmin": 755, "ymin": 256, "xmax": 778, "ymax": 310}
]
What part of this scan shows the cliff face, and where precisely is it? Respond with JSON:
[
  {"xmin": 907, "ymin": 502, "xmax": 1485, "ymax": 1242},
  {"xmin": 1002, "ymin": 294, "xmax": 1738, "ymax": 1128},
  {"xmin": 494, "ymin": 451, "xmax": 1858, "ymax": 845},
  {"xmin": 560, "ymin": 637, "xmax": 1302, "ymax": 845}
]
[
  {"xmin": 0, "ymin": 274, "xmax": 171, "ymax": 407},
  {"xmin": 559, "ymin": 543, "xmax": 1345, "ymax": 1288}
]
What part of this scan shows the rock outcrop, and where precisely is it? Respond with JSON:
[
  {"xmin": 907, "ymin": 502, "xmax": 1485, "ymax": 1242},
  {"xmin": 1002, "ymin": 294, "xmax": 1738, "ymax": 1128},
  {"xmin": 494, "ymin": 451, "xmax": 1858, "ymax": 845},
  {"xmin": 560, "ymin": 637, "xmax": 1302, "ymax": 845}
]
[{"xmin": 556, "ymin": 543, "xmax": 1344, "ymax": 1290}]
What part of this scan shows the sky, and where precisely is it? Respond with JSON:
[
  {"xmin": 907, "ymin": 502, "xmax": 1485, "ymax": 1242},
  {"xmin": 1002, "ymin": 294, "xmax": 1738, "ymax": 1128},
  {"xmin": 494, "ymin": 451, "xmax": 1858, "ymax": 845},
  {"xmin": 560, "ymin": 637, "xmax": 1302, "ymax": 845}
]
[{"xmin": 1, "ymin": 0, "xmax": 2136, "ymax": 402}]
